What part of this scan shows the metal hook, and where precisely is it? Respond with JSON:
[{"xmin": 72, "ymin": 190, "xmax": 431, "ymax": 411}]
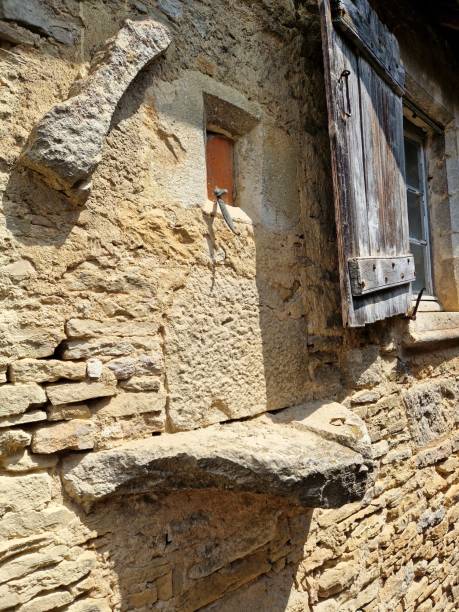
[
  {"xmin": 339, "ymin": 70, "xmax": 352, "ymax": 118},
  {"xmin": 214, "ymin": 188, "xmax": 239, "ymax": 235}
]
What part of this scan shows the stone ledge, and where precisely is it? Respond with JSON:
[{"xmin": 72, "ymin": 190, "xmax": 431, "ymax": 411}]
[
  {"xmin": 403, "ymin": 312, "xmax": 459, "ymax": 348},
  {"xmin": 61, "ymin": 401, "xmax": 373, "ymax": 511}
]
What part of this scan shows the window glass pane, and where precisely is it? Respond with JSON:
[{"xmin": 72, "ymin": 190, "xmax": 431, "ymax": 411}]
[
  {"xmin": 410, "ymin": 242, "xmax": 427, "ymax": 293},
  {"xmin": 404, "ymin": 138, "xmax": 420, "ymax": 188},
  {"xmin": 407, "ymin": 191, "xmax": 423, "ymax": 241}
]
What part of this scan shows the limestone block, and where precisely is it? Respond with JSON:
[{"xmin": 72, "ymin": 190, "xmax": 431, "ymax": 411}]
[
  {"xmin": 21, "ymin": 19, "xmax": 171, "ymax": 198},
  {"xmin": 0, "ymin": 429, "xmax": 31, "ymax": 456},
  {"xmin": 62, "ymin": 337, "xmax": 160, "ymax": 360},
  {"xmin": 158, "ymin": 0, "xmax": 183, "ymax": 21},
  {"xmin": 0, "ymin": 320, "xmax": 64, "ymax": 361},
  {"xmin": 93, "ymin": 391, "xmax": 166, "ymax": 420},
  {"xmin": 0, "ymin": 551, "xmax": 96, "ymax": 608},
  {"xmin": 437, "ymin": 456, "xmax": 459, "ymax": 475},
  {"xmin": 0, "ymin": 473, "xmax": 52, "ymax": 515},
  {"xmin": 0, "ymin": 450, "xmax": 57, "ymax": 472},
  {"xmin": 0, "ymin": 543, "xmax": 67, "ymax": 584},
  {"xmin": 317, "ymin": 561, "xmax": 358, "ymax": 597},
  {"xmin": 119, "ymin": 375, "xmax": 161, "ymax": 392},
  {"xmin": 18, "ymin": 590, "xmax": 74, "ymax": 612},
  {"xmin": 0, "ymin": 20, "xmax": 40, "ymax": 45},
  {"xmin": 9, "ymin": 359, "xmax": 87, "ymax": 383},
  {"xmin": 86, "ymin": 358, "xmax": 103, "ymax": 380},
  {"xmin": 65, "ymin": 599, "xmax": 111, "ymax": 612},
  {"xmin": 344, "ymin": 346, "xmax": 396, "ymax": 389},
  {"xmin": 46, "ymin": 377, "xmax": 116, "ymax": 406},
  {"xmin": 403, "ymin": 381, "xmax": 455, "ymax": 447},
  {"xmin": 47, "ymin": 403, "xmax": 91, "ymax": 421},
  {"xmin": 62, "ymin": 403, "xmax": 372, "ymax": 510},
  {"xmin": 417, "ymin": 507, "xmax": 446, "ymax": 533},
  {"xmin": 66, "ymin": 318, "xmax": 158, "ymax": 339},
  {"xmin": 266, "ymin": 400, "xmax": 372, "ymax": 459},
  {"xmin": 0, "ymin": 384, "xmax": 46, "ymax": 418},
  {"xmin": 31, "ymin": 420, "xmax": 96, "ymax": 454},
  {"xmin": 108, "ymin": 354, "xmax": 163, "ymax": 380},
  {"xmin": 0, "ymin": 259, "xmax": 35, "ymax": 281},
  {"xmin": 0, "ymin": 410, "xmax": 47, "ymax": 429},
  {"xmin": 165, "ymin": 268, "xmax": 310, "ymax": 431},
  {"xmin": 0, "ymin": 506, "xmax": 75, "ymax": 539},
  {"xmin": 0, "ymin": 0, "xmax": 78, "ymax": 44},
  {"xmin": 0, "ymin": 534, "xmax": 54, "ymax": 564}
]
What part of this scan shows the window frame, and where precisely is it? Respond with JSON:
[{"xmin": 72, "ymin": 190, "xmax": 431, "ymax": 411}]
[{"xmin": 403, "ymin": 119, "xmax": 435, "ymax": 300}]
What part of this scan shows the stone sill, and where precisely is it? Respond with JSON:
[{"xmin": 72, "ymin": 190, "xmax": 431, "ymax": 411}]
[
  {"xmin": 61, "ymin": 401, "xmax": 373, "ymax": 512},
  {"xmin": 403, "ymin": 312, "xmax": 459, "ymax": 348},
  {"xmin": 201, "ymin": 199, "xmax": 253, "ymax": 226}
]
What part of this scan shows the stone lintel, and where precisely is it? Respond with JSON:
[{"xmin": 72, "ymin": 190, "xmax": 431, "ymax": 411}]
[{"xmin": 61, "ymin": 401, "xmax": 373, "ymax": 511}]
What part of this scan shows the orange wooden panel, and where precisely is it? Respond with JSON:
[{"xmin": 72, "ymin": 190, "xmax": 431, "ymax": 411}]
[{"xmin": 206, "ymin": 133, "xmax": 235, "ymax": 204}]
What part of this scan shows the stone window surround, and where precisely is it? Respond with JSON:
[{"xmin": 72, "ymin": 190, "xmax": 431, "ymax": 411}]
[
  {"xmin": 151, "ymin": 72, "xmax": 301, "ymax": 233},
  {"xmin": 402, "ymin": 70, "xmax": 459, "ymax": 328}
]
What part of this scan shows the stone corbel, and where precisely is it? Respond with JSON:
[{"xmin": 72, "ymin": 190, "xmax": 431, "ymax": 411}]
[
  {"xmin": 61, "ymin": 401, "xmax": 374, "ymax": 512},
  {"xmin": 20, "ymin": 18, "xmax": 171, "ymax": 203}
]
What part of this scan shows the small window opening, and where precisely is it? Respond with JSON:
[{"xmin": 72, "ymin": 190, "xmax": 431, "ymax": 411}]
[
  {"xmin": 403, "ymin": 119, "xmax": 433, "ymax": 296},
  {"xmin": 206, "ymin": 131, "xmax": 236, "ymax": 205}
]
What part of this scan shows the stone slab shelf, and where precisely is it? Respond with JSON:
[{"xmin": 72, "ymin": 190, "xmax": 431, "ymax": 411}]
[
  {"xmin": 61, "ymin": 401, "xmax": 373, "ymax": 512},
  {"xmin": 403, "ymin": 312, "xmax": 459, "ymax": 348}
]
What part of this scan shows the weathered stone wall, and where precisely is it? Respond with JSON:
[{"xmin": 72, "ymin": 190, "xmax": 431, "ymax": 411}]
[{"xmin": 0, "ymin": 0, "xmax": 457, "ymax": 611}]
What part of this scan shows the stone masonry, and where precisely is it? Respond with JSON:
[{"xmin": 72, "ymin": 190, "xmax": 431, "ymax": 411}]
[{"xmin": 0, "ymin": 0, "xmax": 457, "ymax": 611}]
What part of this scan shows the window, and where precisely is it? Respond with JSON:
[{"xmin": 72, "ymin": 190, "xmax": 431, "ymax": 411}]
[
  {"xmin": 206, "ymin": 131, "xmax": 235, "ymax": 205},
  {"xmin": 403, "ymin": 121, "xmax": 433, "ymax": 297}
]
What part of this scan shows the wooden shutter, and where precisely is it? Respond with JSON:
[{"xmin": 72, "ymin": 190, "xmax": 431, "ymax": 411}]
[{"xmin": 319, "ymin": 0, "xmax": 415, "ymax": 327}]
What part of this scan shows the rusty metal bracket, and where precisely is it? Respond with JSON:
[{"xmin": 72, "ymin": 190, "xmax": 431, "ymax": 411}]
[
  {"xmin": 214, "ymin": 188, "xmax": 239, "ymax": 235},
  {"xmin": 407, "ymin": 287, "xmax": 425, "ymax": 320}
]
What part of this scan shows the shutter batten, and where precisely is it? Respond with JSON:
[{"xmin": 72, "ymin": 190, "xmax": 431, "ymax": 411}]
[{"xmin": 320, "ymin": 0, "xmax": 412, "ymax": 326}]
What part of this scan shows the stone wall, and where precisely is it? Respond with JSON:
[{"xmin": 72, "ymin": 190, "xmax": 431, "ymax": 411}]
[{"xmin": 0, "ymin": 0, "xmax": 457, "ymax": 611}]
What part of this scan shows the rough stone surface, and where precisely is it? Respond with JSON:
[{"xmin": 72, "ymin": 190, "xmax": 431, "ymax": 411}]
[
  {"xmin": 21, "ymin": 19, "xmax": 171, "ymax": 197},
  {"xmin": 0, "ymin": 0, "xmax": 456, "ymax": 610},
  {"xmin": 0, "ymin": 429, "xmax": 31, "ymax": 457},
  {"xmin": 0, "ymin": 410, "xmax": 47, "ymax": 429},
  {"xmin": 47, "ymin": 403, "xmax": 91, "ymax": 421},
  {"xmin": 86, "ymin": 358, "xmax": 103, "ymax": 380},
  {"xmin": 32, "ymin": 420, "xmax": 96, "ymax": 454},
  {"xmin": 0, "ymin": 20, "xmax": 39, "ymax": 45},
  {"xmin": 403, "ymin": 380, "xmax": 456, "ymax": 446},
  {"xmin": 62, "ymin": 403, "xmax": 372, "ymax": 510},
  {"xmin": 0, "ymin": 384, "xmax": 47, "ymax": 418},
  {"xmin": 0, "ymin": 0, "xmax": 78, "ymax": 44},
  {"xmin": 46, "ymin": 377, "xmax": 116, "ymax": 406},
  {"xmin": 9, "ymin": 359, "xmax": 87, "ymax": 383}
]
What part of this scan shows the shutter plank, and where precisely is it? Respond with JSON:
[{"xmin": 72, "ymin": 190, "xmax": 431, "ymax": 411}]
[
  {"xmin": 319, "ymin": 0, "xmax": 369, "ymax": 327},
  {"xmin": 332, "ymin": 0, "xmax": 405, "ymax": 94}
]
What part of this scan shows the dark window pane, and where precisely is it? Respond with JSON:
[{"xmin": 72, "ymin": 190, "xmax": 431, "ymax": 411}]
[
  {"xmin": 407, "ymin": 191, "xmax": 423, "ymax": 240},
  {"xmin": 410, "ymin": 242, "xmax": 427, "ymax": 293},
  {"xmin": 404, "ymin": 138, "xmax": 420, "ymax": 188}
]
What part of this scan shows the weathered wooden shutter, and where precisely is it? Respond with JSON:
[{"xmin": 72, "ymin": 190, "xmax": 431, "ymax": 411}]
[{"xmin": 319, "ymin": 0, "xmax": 415, "ymax": 327}]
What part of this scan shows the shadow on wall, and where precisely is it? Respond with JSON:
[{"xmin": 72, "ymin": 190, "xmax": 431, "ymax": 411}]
[
  {"xmin": 76, "ymin": 489, "xmax": 313, "ymax": 611},
  {"xmin": 3, "ymin": 166, "xmax": 81, "ymax": 247}
]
